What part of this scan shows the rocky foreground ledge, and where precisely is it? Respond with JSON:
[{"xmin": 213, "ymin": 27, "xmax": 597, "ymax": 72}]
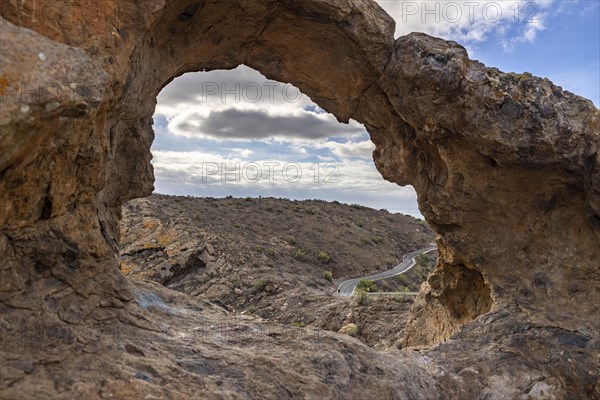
[{"xmin": 0, "ymin": 0, "xmax": 598, "ymax": 398}]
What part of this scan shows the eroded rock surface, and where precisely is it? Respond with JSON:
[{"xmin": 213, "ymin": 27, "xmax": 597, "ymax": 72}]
[{"xmin": 1, "ymin": 0, "xmax": 598, "ymax": 398}]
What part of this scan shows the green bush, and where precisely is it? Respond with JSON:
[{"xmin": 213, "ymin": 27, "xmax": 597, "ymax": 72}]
[
  {"xmin": 413, "ymin": 265, "xmax": 427, "ymax": 280},
  {"xmin": 357, "ymin": 278, "xmax": 378, "ymax": 293},
  {"xmin": 361, "ymin": 237, "xmax": 372, "ymax": 245},
  {"xmin": 253, "ymin": 278, "xmax": 270, "ymax": 293},
  {"xmin": 318, "ymin": 251, "xmax": 331, "ymax": 264},
  {"xmin": 291, "ymin": 321, "xmax": 305, "ymax": 328},
  {"xmin": 266, "ymin": 247, "xmax": 276, "ymax": 257},
  {"xmin": 347, "ymin": 325, "xmax": 358, "ymax": 336},
  {"xmin": 395, "ymin": 274, "xmax": 408, "ymax": 286},
  {"xmin": 287, "ymin": 236, "xmax": 297, "ymax": 245},
  {"xmin": 323, "ymin": 270, "xmax": 333, "ymax": 282},
  {"xmin": 385, "ymin": 256, "xmax": 396, "ymax": 266},
  {"xmin": 292, "ymin": 249, "xmax": 306, "ymax": 261},
  {"xmin": 343, "ymin": 323, "xmax": 358, "ymax": 336},
  {"xmin": 371, "ymin": 235, "xmax": 384, "ymax": 244},
  {"xmin": 355, "ymin": 289, "xmax": 369, "ymax": 305},
  {"xmin": 417, "ymin": 252, "xmax": 431, "ymax": 264}
]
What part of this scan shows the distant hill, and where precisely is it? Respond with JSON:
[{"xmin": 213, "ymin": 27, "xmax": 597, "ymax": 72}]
[{"xmin": 120, "ymin": 194, "xmax": 436, "ymax": 348}]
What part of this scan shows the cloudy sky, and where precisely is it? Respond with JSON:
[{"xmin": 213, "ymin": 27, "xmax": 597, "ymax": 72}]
[{"xmin": 152, "ymin": 0, "xmax": 599, "ymax": 217}]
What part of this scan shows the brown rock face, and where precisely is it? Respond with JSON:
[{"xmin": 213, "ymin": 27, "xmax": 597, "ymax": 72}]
[{"xmin": 1, "ymin": 1, "xmax": 599, "ymax": 398}]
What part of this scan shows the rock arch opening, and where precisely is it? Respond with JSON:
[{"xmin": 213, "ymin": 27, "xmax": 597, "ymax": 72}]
[
  {"xmin": 119, "ymin": 65, "xmax": 441, "ymax": 338},
  {"xmin": 116, "ymin": 1, "xmax": 499, "ymax": 345},
  {"xmin": 150, "ymin": 65, "xmax": 422, "ymax": 216}
]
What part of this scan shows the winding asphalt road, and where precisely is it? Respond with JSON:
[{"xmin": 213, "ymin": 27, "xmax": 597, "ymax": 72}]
[{"xmin": 336, "ymin": 246, "xmax": 437, "ymax": 297}]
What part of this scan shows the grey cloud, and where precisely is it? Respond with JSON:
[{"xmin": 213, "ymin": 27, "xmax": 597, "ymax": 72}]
[{"xmin": 172, "ymin": 108, "xmax": 364, "ymax": 140}]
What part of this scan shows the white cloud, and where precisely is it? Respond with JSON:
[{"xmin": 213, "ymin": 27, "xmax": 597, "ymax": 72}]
[
  {"xmin": 375, "ymin": 0, "xmax": 554, "ymax": 47},
  {"xmin": 155, "ymin": 66, "xmax": 313, "ymax": 119},
  {"xmin": 156, "ymin": 65, "xmax": 366, "ymax": 142},
  {"xmin": 152, "ymin": 150, "xmax": 421, "ymax": 216}
]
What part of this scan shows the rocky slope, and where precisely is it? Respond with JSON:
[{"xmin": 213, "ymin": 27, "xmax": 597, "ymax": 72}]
[
  {"xmin": 1, "ymin": 0, "xmax": 598, "ymax": 398},
  {"xmin": 120, "ymin": 194, "xmax": 434, "ymax": 348}
]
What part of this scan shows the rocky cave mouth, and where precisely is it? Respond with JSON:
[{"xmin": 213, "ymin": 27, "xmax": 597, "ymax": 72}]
[
  {"xmin": 124, "ymin": 65, "xmax": 493, "ymax": 347},
  {"xmin": 146, "ymin": 63, "xmax": 497, "ymax": 344},
  {"xmin": 147, "ymin": 65, "xmax": 412, "ymax": 208},
  {"xmin": 1, "ymin": 0, "xmax": 598, "ymax": 397}
]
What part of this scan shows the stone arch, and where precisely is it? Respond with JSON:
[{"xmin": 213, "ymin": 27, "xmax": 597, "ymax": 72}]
[
  {"xmin": 110, "ymin": 1, "xmax": 496, "ymax": 345},
  {"xmin": 1, "ymin": 0, "xmax": 598, "ymax": 358}
]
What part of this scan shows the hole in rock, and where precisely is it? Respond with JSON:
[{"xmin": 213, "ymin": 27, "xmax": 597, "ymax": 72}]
[
  {"xmin": 150, "ymin": 66, "xmax": 422, "ymax": 215},
  {"xmin": 120, "ymin": 65, "xmax": 437, "ymax": 349}
]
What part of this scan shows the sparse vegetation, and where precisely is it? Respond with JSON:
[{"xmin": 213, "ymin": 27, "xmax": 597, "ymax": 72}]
[
  {"xmin": 253, "ymin": 277, "xmax": 271, "ymax": 293},
  {"xmin": 318, "ymin": 251, "xmax": 331, "ymax": 264},
  {"xmin": 291, "ymin": 321, "xmax": 305, "ymax": 328},
  {"xmin": 357, "ymin": 278, "xmax": 377, "ymax": 293},
  {"xmin": 384, "ymin": 256, "xmax": 396, "ymax": 266},
  {"xmin": 412, "ymin": 253, "xmax": 433, "ymax": 281},
  {"xmin": 287, "ymin": 236, "xmax": 297, "ymax": 245},
  {"xmin": 292, "ymin": 249, "xmax": 306, "ymax": 261},
  {"xmin": 266, "ymin": 247, "xmax": 276, "ymax": 257},
  {"xmin": 371, "ymin": 235, "xmax": 384, "ymax": 244},
  {"xmin": 341, "ymin": 323, "xmax": 358, "ymax": 336},
  {"xmin": 395, "ymin": 274, "xmax": 408, "ymax": 286},
  {"xmin": 351, "ymin": 203, "xmax": 366, "ymax": 210},
  {"xmin": 323, "ymin": 270, "xmax": 333, "ymax": 282},
  {"xmin": 355, "ymin": 289, "xmax": 369, "ymax": 305},
  {"xmin": 346, "ymin": 325, "xmax": 358, "ymax": 336}
]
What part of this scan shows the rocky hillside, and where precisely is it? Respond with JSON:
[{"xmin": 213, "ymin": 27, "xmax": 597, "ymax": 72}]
[{"xmin": 119, "ymin": 194, "xmax": 435, "ymax": 347}]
